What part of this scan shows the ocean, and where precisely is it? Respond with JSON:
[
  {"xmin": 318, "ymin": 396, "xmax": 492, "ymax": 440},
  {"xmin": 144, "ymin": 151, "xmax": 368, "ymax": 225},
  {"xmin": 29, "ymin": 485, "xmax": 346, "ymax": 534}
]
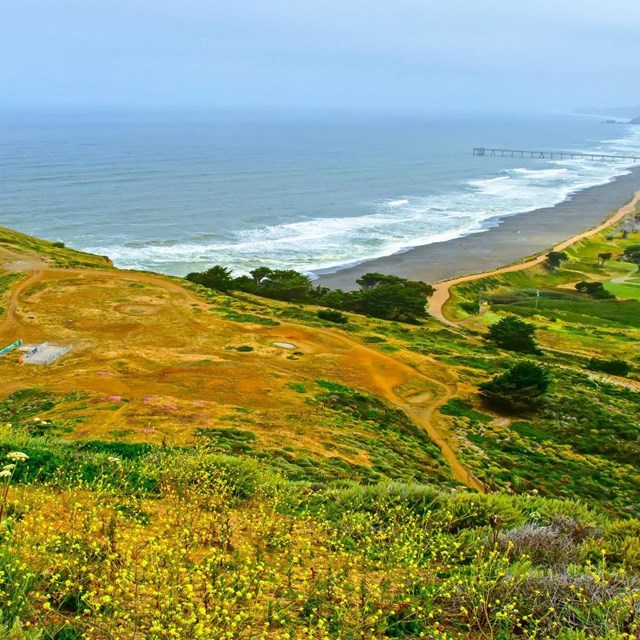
[{"xmin": 1, "ymin": 110, "xmax": 639, "ymax": 277}]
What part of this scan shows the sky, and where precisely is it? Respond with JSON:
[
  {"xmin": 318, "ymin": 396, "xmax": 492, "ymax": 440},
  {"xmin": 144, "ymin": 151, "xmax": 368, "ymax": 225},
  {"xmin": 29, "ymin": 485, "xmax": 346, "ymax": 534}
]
[{"xmin": 1, "ymin": 0, "xmax": 639, "ymax": 112}]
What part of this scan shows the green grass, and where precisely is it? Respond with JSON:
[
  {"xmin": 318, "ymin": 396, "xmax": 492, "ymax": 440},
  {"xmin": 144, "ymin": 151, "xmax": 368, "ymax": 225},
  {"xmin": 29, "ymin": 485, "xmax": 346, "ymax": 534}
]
[
  {"xmin": 605, "ymin": 281, "xmax": 640, "ymax": 300},
  {"xmin": 211, "ymin": 307, "xmax": 280, "ymax": 326},
  {"xmin": 0, "ymin": 226, "xmax": 113, "ymax": 269},
  {"xmin": 440, "ymin": 398, "xmax": 492, "ymax": 423},
  {"xmin": 3, "ymin": 417, "xmax": 640, "ymax": 639},
  {"xmin": 444, "ymin": 368, "xmax": 640, "ymax": 516},
  {"xmin": 492, "ymin": 295, "xmax": 640, "ymax": 327},
  {"xmin": 314, "ymin": 380, "xmax": 453, "ymax": 485}
]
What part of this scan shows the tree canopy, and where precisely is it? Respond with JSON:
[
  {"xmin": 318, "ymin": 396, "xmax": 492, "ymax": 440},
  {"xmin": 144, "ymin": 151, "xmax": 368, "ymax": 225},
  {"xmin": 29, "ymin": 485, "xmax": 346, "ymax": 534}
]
[
  {"xmin": 184, "ymin": 266, "xmax": 435, "ymax": 323},
  {"xmin": 545, "ymin": 251, "xmax": 568, "ymax": 271},
  {"xmin": 185, "ymin": 265, "xmax": 234, "ymax": 291},
  {"xmin": 486, "ymin": 315, "xmax": 541, "ymax": 354},
  {"xmin": 351, "ymin": 283, "xmax": 429, "ymax": 322},
  {"xmin": 479, "ymin": 361, "xmax": 550, "ymax": 413},
  {"xmin": 623, "ymin": 245, "xmax": 640, "ymax": 271},
  {"xmin": 257, "ymin": 269, "xmax": 314, "ymax": 301}
]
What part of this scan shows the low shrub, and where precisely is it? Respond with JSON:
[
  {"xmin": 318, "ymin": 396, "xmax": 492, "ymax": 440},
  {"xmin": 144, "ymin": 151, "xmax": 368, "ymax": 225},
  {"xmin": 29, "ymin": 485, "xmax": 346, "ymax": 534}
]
[
  {"xmin": 497, "ymin": 517, "xmax": 600, "ymax": 567},
  {"xmin": 460, "ymin": 300, "xmax": 480, "ymax": 314},
  {"xmin": 316, "ymin": 309, "xmax": 348, "ymax": 324},
  {"xmin": 588, "ymin": 358, "xmax": 630, "ymax": 377},
  {"xmin": 479, "ymin": 361, "xmax": 550, "ymax": 414}
]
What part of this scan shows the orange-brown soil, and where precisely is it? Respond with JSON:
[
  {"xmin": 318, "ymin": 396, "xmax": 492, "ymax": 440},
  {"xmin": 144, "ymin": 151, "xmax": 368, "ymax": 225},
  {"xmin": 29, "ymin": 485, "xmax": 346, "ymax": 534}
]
[{"xmin": 0, "ymin": 247, "xmax": 482, "ymax": 491}]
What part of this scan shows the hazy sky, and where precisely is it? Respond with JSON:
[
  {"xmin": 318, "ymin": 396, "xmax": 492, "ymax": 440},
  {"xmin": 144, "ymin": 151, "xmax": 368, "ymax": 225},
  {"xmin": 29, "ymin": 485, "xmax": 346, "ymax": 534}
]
[{"xmin": 1, "ymin": 0, "xmax": 638, "ymax": 112}]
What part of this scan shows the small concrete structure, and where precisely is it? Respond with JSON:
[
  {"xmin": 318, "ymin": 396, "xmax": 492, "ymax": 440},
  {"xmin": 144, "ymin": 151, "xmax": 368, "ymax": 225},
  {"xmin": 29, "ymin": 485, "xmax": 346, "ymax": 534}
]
[{"xmin": 21, "ymin": 342, "xmax": 72, "ymax": 365}]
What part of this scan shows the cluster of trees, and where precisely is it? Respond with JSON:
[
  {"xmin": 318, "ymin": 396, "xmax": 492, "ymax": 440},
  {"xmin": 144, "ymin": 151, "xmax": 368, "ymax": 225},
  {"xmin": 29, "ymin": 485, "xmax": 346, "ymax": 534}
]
[
  {"xmin": 185, "ymin": 265, "xmax": 313, "ymax": 300},
  {"xmin": 185, "ymin": 266, "xmax": 434, "ymax": 323},
  {"xmin": 544, "ymin": 243, "xmax": 640, "ymax": 274},
  {"xmin": 481, "ymin": 316, "xmax": 549, "ymax": 412}
]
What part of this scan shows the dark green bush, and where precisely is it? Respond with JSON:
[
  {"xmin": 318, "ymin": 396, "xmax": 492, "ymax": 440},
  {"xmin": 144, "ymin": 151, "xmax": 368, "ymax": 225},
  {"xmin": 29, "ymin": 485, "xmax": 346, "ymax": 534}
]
[
  {"xmin": 459, "ymin": 300, "xmax": 480, "ymax": 314},
  {"xmin": 587, "ymin": 358, "xmax": 629, "ymax": 377},
  {"xmin": 316, "ymin": 309, "xmax": 348, "ymax": 324},
  {"xmin": 486, "ymin": 315, "xmax": 541, "ymax": 354},
  {"xmin": 575, "ymin": 281, "xmax": 614, "ymax": 299},
  {"xmin": 479, "ymin": 361, "xmax": 550, "ymax": 414}
]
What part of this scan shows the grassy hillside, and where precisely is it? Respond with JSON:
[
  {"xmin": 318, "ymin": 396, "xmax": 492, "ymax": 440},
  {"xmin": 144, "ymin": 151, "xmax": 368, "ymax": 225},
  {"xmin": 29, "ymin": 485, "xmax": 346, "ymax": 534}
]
[
  {"xmin": 0, "ymin": 208, "xmax": 639, "ymax": 638},
  {"xmin": 1, "ymin": 424, "xmax": 639, "ymax": 640},
  {"xmin": 0, "ymin": 226, "xmax": 113, "ymax": 269},
  {"xmin": 437, "ymin": 206, "xmax": 640, "ymax": 518}
]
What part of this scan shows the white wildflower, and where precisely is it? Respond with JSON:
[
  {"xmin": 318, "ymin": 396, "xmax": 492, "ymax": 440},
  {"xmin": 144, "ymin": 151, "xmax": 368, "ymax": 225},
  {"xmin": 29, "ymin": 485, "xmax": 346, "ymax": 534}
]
[
  {"xmin": 0, "ymin": 469, "xmax": 11, "ymax": 478},
  {"xmin": 2, "ymin": 464, "xmax": 15, "ymax": 471},
  {"xmin": 6, "ymin": 451, "xmax": 29, "ymax": 462},
  {"xmin": 107, "ymin": 456, "xmax": 122, "ymax": 464},
  {"xmin": 33, "ymin": 417, "xmax": 41, "ymax": 422}
]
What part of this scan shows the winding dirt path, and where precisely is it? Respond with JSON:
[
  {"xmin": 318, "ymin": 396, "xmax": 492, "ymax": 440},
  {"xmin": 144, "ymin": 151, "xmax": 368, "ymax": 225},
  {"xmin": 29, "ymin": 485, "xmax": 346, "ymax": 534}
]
[
  {"xmin": 0, "ymin": 249, "xmax": 48, "ymax": 335},
  {"xmin": 0, "ymin": 247, "xmax": 483, "ymax": 491},
  {"xmin": 0, "ymin": 251, "xmax": 209, "ymax": 339},
  {"xmin": 312, "ymin": 326, "xmax": 484, "ymax": 491},
  {"xmin": 428, "ymin": 191, "xmax": 640, "ymax": 325}
]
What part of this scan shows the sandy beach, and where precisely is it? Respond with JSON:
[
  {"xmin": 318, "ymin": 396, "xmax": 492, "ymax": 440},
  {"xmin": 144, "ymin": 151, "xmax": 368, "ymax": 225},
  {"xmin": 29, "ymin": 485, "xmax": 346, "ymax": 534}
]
[{"xmin": 316, "ymin": 166, "xmax": 640, "ymax": 289}]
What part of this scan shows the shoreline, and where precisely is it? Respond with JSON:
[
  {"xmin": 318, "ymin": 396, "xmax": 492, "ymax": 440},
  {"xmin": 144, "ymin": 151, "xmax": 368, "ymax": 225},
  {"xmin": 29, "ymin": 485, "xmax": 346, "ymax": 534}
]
[
  {"xmin": 428, "ymin": 189, "xmax": 640, "ymax": 325},
  {"xmin": 316, "ymin": 166, "xmax": 640, "ymax": 289}
]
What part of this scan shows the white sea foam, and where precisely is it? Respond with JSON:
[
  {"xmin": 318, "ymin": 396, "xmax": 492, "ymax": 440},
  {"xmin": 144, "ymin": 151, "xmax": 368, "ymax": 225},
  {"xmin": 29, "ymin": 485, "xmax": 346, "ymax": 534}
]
[{"xmin": 85, "ymin": 125, "xmax": 640, "ymax": 276}]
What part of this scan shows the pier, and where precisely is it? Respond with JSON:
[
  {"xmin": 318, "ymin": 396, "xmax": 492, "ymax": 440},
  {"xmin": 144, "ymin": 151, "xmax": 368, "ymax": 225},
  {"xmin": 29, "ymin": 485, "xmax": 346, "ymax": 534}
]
[{"xmin": 473, "ymin": 147, "xmax": 640, "ymax": 163}]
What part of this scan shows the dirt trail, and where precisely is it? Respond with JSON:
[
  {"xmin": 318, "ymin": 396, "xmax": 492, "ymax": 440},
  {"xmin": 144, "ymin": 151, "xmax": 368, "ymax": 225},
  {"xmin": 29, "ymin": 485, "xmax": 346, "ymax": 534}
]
[
  {"xmin": 0, "ymin": 249, "xmax": 208, "ymax": 340},
  {"xmin": 0, "ymin": 246, "xmax": 483, "ymax": 492},
  {"xmin": 0, "ymin": 249, "xmax": 48, "ymax": 336},
  {"xmin": 428, "ymin": 191, "xmax": 640, "ymax": 325},
  {"xmin": 304, "ymin": 326, "xmax": 485, "ymax": 491}
]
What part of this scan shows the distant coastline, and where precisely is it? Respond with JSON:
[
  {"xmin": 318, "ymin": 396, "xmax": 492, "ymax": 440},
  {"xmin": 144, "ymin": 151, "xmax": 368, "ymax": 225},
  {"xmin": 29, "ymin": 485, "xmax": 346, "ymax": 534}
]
[{"xmin": 316, "ymin": 166, "xmax": 640, "ymax": 289}]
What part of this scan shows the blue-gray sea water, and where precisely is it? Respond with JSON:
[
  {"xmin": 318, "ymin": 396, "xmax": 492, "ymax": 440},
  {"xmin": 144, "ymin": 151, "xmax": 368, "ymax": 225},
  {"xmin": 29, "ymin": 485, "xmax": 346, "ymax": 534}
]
[{"xmin": 1, "ymin": 110, "xmax": 638, "ymax": 276}]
